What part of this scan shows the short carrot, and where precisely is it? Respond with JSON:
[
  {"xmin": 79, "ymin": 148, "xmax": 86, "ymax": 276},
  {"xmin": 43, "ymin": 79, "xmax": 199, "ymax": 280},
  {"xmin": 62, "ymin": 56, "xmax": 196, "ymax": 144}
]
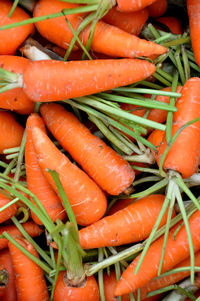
[
  {"xmin": 0, "ymin": 111, "xmax": 24, "ymax": 154},
  {"xmin": 25, "ymin": 113, "xmax": 66, "ymax": 225},
  {"xmin": 79, "ymin": 195, "xmax": 175, "ymax": 249},
  {"xmin": 0, "ymin": 0, "xmax": 34, "ymax": 55},
  {"xmin": 0, "ymin": 55, "xmax": 34, "ymax": 114},
  {"xmin": 0, "ymin": 193, "xmax": 17, "ymax": 223},
  {"xmin": 114, "ymin": 209, "xmax": 200, "ymax": 296},
  {"xmin": 40, "ymin": 103, "xmax": 135, "ymax": 195},
  {"xmin": 0, "ymin": 221, "xmax": 42, "ymax": 250},
  {"xmin": 187, "ymin": 0, "xmax": 200, "ymax": 67},
  {"xmin": 34, "ymin": 0, "xmax": 166, "ymax": 58},
  {"xmin": 148, "ymin": 0, "xmax": 168, "ymax": 18},
  {"xmin": 8, "ymin": 236, "xmax": 49, "ymax": 301},
  {"xmin": 157, "ymin": 78, "xmax": 200, "ymax": 178},
  {"xmin": 116, "ymin": 0, "xmax": 157, "ymax": 12},
  {"xmin": 31, "ymin": 126, "xmax": 107, "ymax": 226},
  {"xmin": 155, "ymin": 16, "xmax": 182, "ymax": 35},
  {"xmin": 103, "ymin": 7, "xmax": 149, "ymax": 36}
]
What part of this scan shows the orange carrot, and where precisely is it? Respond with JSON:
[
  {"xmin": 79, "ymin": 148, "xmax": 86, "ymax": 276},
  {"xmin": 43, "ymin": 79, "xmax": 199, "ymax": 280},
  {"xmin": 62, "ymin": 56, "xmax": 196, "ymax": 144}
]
[
  {"xmin": 79, "ymin": 195, "xmax": 175, "ymax": 249},
  {"xmin": 0, "ymin": 56, "xmax": 34, "ymax": 114},
  {"xmin": 116, "ymin": 0, "xmax": 157, "ymax": 12},
  {"xmin": 25, "ymin": 113, "xmax": 65, "ymax": 225},
  {"xmin": 157, "ymin": 78, "xmax": 200, "ymax": 178},
  {"xmin": 187, "ymin": 0, "xmax": 200, "ymax": 67},
  {"xmin": 40, "ymin": 103, "xmax": 135, "ymax": 195},
  {"xmin": 31, "ymin": 126, "xmax": 107, "ymax": 226},
  {"xmin": 0, "ymin": 111, "xmax": 24, "ymax": 154},
  {"xmin": 155, "ymin": 16, "xmax": 182, "ymax": 35},
  {"xmin": 107, "ymin": 198, "xmax": 135, "ymax": 215},
  {"xmin": 0, "ymin": 221, "xmax": 42, "ymax": 250},
  {"xmin": 8, "ymin": 236, "xmax": 49, "ymax": 301},
  {"xmin": 0, "ymin": 193, "xmax": 17, "ymax": 223},
  {"xmin": 34, "ymin": 0, "xmax": 166, "ymax": 58},
  {"xmin": 53, "ymin": 272, "xmax": 99, "ymax": 301},
  {"xmin": 0, "ymin": 249, "xmax": 17, "ymax": 301},
  {"xmin": 148, "ymin": 129, "xmax": 164, "ymax": 161},
  {"xmin": 0, "ymin": 0, "xmax": 34, "ymax": 55},
  {"xmin": 115, "ymin": 209, "xmax": 200, "ymax": 296},
  {"xmin": 148, "ymin": 0, "xmax": 168, "ymax": 18},
  {"xmin": 103, "ymin": 7, "xmax": 149, "ymax": 36}
]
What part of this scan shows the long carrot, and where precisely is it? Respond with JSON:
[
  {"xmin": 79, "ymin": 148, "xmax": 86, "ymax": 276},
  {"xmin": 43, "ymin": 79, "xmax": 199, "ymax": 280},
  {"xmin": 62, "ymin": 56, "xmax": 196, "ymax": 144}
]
[
  {"xmin": 0, "ymin": 56, "xmax": 34, "ymax": 114},
  {"xmin": 114, "ymin": 209, "xmax": 200, "ymax": 296},
  {"xmin": 116, "ymin": 0, "xmax": 157, "ymax": 12},
  {"xmin": 0, "ymin": 221, "xmax": 42, "ymax": 250},
  {"xmin": 102, "ymin": 7, "xmax": 149, "ymax": 36},
  {"xmin": 148, "ymin": 0, "xmax": 168, "ymax": 18},
  {"xmin": 0, "ymin": 193, "xmax": 17, "ymax": 223},
  {"xmin": 79, "ymin": 195, "xmax": 175, "ymax": 249},
  {"xmin": 33, "ymin": 0, "xmax": 166, "ymax": 58},
  {"xmin": 0, "ymin": 0, "xmax": 34, "ymax": 55},
  {"xmin": 8, "ymin": 236, "xmax": 49, "ymax": 301},
  {"xmin": 31, "ymin": 126, "xmax": 107, "ymax": 226},
  {"xmin": 157, "ymin": 78, "xmax": 200, "ymax": 178},
  {"xmin": 187, "ymin": 0, "xmax": 200, "ymax": 67},
  {"xmin": 40, "ymin": 103, "xmax": 135, "ymax": 195},
  {"xmin": 25, "ymin": 113, "xmax": 66, "ymax": 225},
  {"xmin": 0, "ymin": 111, "xmax": 24, "ymax": 154}
]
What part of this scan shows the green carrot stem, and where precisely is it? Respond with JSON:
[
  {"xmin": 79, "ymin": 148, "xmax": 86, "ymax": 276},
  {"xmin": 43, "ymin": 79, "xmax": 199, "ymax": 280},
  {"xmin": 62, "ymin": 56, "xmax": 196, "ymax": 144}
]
[
  {"xmin": 189, "ymin": 61, "xmax": 200, "ymax": 73},
  {"xmin": 162, "ymin": 36, "xmax": 191, "ymax": 47},
  {"xmin": 153, "ymin": 52, "xmax": 170, "ymax": 65},
  {"xmin": 0, "ymin": 197, "xmax": 19, "ymax": 212},
  {"xmin": 131, "ymin": 165, "xmax": 160, "ymax": 175},
  {"xmin": 98, "ymin": 248, "xmax": 105, "ymax": 301},
  {"xmin": 3, "ymin": 158, "xmax": 17, "ymax": 175},
  {"xmin": 154, "ymin": 33, "xmax": 172, "ymax": 44},
  {"xmin": 157, "ymin": 266, "xmax": 200, "ymax": 278},
  {"xmin": 138, "ymin": 80, "xmax": 164, "ymax": 90},
  {"xmin": 15, "ymin": 206, "xmax": 30, "ymax": 223},
  {"xmin": 153, "ymin": 72, "xmax": 171, "ymax": 86},
  {"xmin": 8, "ymin": 0, "xmax": 20, "ymax": 17},
  {"xmin": 147, "ymin": 285, "xmax": 176, "ymax": 297},
  {"xmin": 132, "ymin": 176, "xmax": 161, "ymax": 187},
  {"xmin": 174, "ymin": 46, "xmax": 186, "ymax": 85},
  {"xmin": 50, "ymin": 238, "xmax": 63, "ymax": 300},
  {"xmin": 3, "ymin": 147, "xmax": 20, "ymax": 154},
  {"xmin": 123, "ymin": 152, "xmax": 154, "ymax": 164},
  {"xmin": 113, "ymin": 88, "xmax": 181, "ymax": 98},
  {"xmin": 148, "ymin": 23, "xmax": 161, "ymax": 39},
  {"xmin": 14, "ymin": 130, "xmax": 26, "ymax": 182},
  {"xmin": 168, "ymin": 51, "xmax": 178, "ymax": 67},
  {"xmin": 82, "ymin": 19, "xmax": 98, "ymax": 60},
  {"xmin": 156, "ymin": 67, "xmax": 173, "ymax": 83},
  {"xmin": 5, "ymin": 153, "xmax": 19, "ymax": 160},
  {"xmin": 181, "ymin": 45, "xmax": 190, "ymax": 81},
  {"xmin": 0, "ymin": 68, "xmax": 20, "ymax": 83},
  {"xmin": 129, "ymin": 178, "xmax": 168, "ymax": 199}
]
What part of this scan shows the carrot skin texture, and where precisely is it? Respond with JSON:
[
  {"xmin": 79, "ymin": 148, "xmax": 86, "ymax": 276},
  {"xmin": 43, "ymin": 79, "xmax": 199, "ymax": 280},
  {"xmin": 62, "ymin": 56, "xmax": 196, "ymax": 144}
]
[
  {"xmin": 25, "ymin": 114, "xmax": 66, "ymax": 224},
  {"xmin": 148, "ymin": 0, "xmax": 168, "ymax": 18},
  {"xmin": 0, "ymin": 0, "xmax": 34, "ymax": 55},
  {"xmin": 53, "ymin": 272, "xmax": 99, "ymax": 301},
  {"xmin": 22, "ymin": 59, "xmax": 156, "ymax": 103},
  {"xmin": 0, "ymin": 56, "xmax": 34, "ymax": 113},
  {"xmin": 115, "ymin": 209, "xmax": 200, "ymax": 296},
  {"xmin": 157, "ymin": 78, "xmax": 200, "ymax": 178},
  {"xmin": 0, "ymin": 193, "xmax": 17, "ymax": 223},
  {"xmin": 107, "ymin": 198, "xmax": 135, "ymax": 215},
  {"xmin": 31, "ymin": 127, "xmax": 107, "ymax": 226},
  {"xmin": 155, "ymin": 16, "xmax": 182, "ymax": 35},
  {"xmin": 0, "ymin": 222, "xmax": 42, "ymax": 250},
  {"xmin": 0, "ymin": 112, "xmax": 24, "ymax": 154},
  {"xmin": 40, "ymin": 103, "xmax": 135, "ymax": 195},
  {"xmin": 103, "ymin": 7, "xmax": 149, "ymax": 36},
  {"xmin": 187, "ymin": 0, "xmax": 200, "ymax": 67},
  {"xmin": 79, "ymin": 195, "xmax": 175, "ymax": 249},
  {"xmin": 8, "ymin": 237, "xmax": 49, "ymax": 301},
  {"xmin": 116, "ymin": 0, "xmax": 157, "ymax": 12}
]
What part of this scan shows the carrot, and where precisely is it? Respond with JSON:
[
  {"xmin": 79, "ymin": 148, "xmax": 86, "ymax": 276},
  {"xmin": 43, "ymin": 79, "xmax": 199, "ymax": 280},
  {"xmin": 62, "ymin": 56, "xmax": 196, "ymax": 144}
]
[
  {"xmin": 53, "ymin": 272, "xmax": 99, "ymax": 301},
  {"xmin": 103, "ymin": 7, "xmax": 149, "ymax": 36},
  {"xmin": 40, "ymin": 103, "xmax": 135, "ymax": 195},
  {"xmin": 0, "ymin": 193, "xmax": 17, "ymax": 223},
  {"xmin": 148, "ymin": 0, "xmax": 168, "ymax": 18},
  {"xmin": 31, "ymin": 126, "xmax": 107, "ymax": 226},
  {"xmin": 33, "ymin": 0, "xmax": 166, "ymax": 58},
  {"xmin": 148, "ymin": 129, "xmax": 164, "ymax": 161},
  {"xmin": 107, "ymin": 198, "xmax": 135, "ymax": 215},
  {"xmin": 25, "ymin": 113, "xmax": 66, "ymax": 225},
  {"xmin": 114, "ymin": 209, "xmax": 200, "ymax": 296},
  {"xmin": 0, "ymin": 0, "xmax": 34, "ymax": 55},
  {"xmin": 116, "ymin": 0, "xmax": 157, "ymax": 12},
  {"xmin": 187, "ymin": 0, "xmax": 200, "ymax": 67},
  {"xmin": 79, "ymin": 194, "xmax": 175, "ymax": 249},
  {"xmin": 157, "ymin": 78, "xmax": 200, "ymax": 178},
  {"xmin": 0, "ymin": 111, "xmax": 24, "ymax": 154},
  {"xmin": 0, "ymin": 249, "xmax": 17, "ymax": 301},
  {"xmin": 0, "ymin": 221, "xmax": 42, "ymax": 250},
  {"xmin": 155, "ymin": 16, "xmax": 182, "ymax": 35},
  {"xmin": 0, "ymin": 55, "xmax": 34, "ymax": 114},
  {"xmin": 8, "ymin": 236, "xmax": 49, "ymax": 301}
]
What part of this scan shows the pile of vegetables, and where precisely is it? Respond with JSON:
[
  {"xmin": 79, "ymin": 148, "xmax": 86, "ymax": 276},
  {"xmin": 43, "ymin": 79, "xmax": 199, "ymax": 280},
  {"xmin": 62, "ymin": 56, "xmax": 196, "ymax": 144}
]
[{"xmin": 0, "ymin": 0, "xmax": 200, "ymax": 300}]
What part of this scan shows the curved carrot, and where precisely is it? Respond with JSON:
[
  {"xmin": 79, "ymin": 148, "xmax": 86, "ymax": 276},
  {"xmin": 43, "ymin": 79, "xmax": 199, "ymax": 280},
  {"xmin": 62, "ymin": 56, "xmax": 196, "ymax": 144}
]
[
  {"xmin": 157, "ymin": 78, "xmax": 200, "ymax": 178},
  {"xmin": 148, "ymin": 0, "xmax": 168, "ymax": 18},
  {"xmin": 34, "ymin": 0, "xmax": 166, "ymax": 58},
  {"xmin": 187, "ymin": 0, "xmax": 200, "ymax": 66},
  {"xmin": 40, "ymin": 103, "xmax": 135, "ymax": 195},
  {"xmin": 53, "ymin": 272, "xmax": 99, "ymax": 301},
  {"xmin": 0, "ymin": 221, "xmax": 42, "ymax": 250},
  {"xmin": 0, "ymin": 111, "xmax": 24, "ymax": 154},
  {"xmin": 31, "ymin": 126, "xmax": 107, "ymax": 226},
  {"xmin": 103, "ymin": 7, "xmax": 149, "ymax": 36},
  {"xmin": 8, "ymin": 236, "xmax": 49, "ymax": 301},
  {"xmin": 115, "ymin": 209, "xmax": 200, "ymax": 296},
  {"xmin": 0, "ymin": 249, "xmax": 17, "ymax": 301},
  {"xmin": 0, "ymin": 56, "xmax": 34, "ymax": 114},
  {"xmin": 0, "ymin": 193, "xmax": 17, "ymax": 223},
  {"xmin": 155, "ymin": 16, "xmax": 182, "ymax": 35},
  {"xmin": 25, "ymin": 113, "xmax": 65, "ymax": 225},
  {"xmin": 0, "ymin": 0, "xmax": 34, "ymax": 55},
  {"xmin": 79, "ymin": 195, "xmax": 175, "ymax": 249},
  {"xmin": 116, "ymin": 0, "xmax": 157, "ymax": 12}
]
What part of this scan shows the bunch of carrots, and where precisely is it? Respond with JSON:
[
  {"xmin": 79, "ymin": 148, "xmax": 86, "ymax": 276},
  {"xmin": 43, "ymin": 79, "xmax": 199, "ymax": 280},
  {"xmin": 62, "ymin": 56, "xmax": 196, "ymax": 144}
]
[{"xmin": 0, "ymin": 0, "xmax": 200, "ymax": 300}]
